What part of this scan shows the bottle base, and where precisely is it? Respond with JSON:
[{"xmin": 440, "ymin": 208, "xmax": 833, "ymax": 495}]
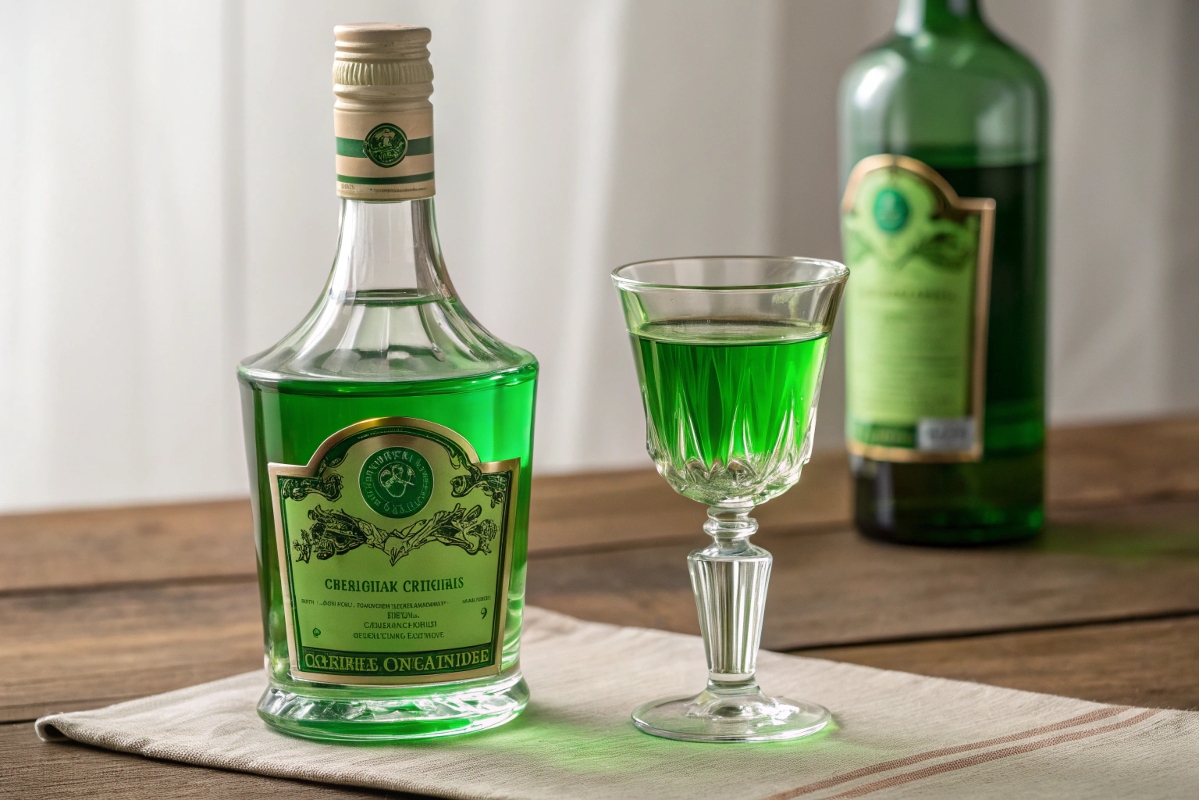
[
  {"xmin": 257, "ymin": 669, "xmax": 529, "ymax": 742},
  {"xmin": 851, "ymin": 451, "xmax": 1045, "ymax": 546}
]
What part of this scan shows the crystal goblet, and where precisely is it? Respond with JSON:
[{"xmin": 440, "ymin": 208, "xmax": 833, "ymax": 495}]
[{"xmin": 612, "ymin": 256, "xmax": 848, "ymax": 742}]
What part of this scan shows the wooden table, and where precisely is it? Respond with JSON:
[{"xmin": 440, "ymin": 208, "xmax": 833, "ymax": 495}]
[{"xmin": 4, "ymin": 417, "xmax": 1199, "ymax": 797}]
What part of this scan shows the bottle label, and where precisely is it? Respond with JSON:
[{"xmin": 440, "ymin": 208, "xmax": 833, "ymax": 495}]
[
  {"xmin": 841, "ymin": 155, "xmax": 996, "ymax": 462},
  {"xmin": 268, "ymin": 417, "xmax": 517, "ymax": 685},
  {"xmin": 335, "ymin": 108, "xmax": 434, "ymax": 200}
]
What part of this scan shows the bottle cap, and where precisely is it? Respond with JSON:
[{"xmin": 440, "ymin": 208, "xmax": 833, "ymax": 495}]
[
  {"xmin": 333, "ymin": 24, "xmax": 435, "ymax": 200},
  {"xmin": 334, "ymin": 24, "xmax": 433, "ymax": 91}
]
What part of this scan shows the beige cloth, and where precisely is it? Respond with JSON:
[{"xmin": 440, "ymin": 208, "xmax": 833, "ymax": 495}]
[{"xmin": 35, "ymin": 608, "xmax": 1199, "ymax": 799}]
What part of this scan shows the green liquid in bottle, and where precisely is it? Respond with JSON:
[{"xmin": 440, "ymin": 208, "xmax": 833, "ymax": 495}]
[
  {"xmin": 839, "ymin": 0, "xmax": 1048, "ymax": 545},
  {"xmin": 239, "ymin": 207, "xmax": 537, "ymax": 740},
  {"xmin": 240, "ymin": 360, "xmax": 536, "ymax": 740}
]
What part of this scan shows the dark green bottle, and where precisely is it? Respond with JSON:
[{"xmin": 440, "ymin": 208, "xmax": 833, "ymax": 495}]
[{"xmin": 838, "ymin": 0, "xmax": 1048, "ymax": 545}]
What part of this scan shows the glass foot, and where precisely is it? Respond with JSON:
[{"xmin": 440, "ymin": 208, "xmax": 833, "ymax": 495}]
[{"xmin": 632, "ymin": 686, "xmax": 830, "ymax": 743}]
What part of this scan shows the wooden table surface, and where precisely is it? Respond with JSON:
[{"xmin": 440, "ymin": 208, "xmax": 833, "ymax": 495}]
[{"xmin": 4, "ymin": 416, "xmax": 1199, "ymax": 797}]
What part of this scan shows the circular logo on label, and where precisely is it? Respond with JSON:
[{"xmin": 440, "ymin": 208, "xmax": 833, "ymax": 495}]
[
  {"xmin": 360, "ymin": 447, "xmax": 433, "ymax": 518},
  {"xmin": 873, "ymin": 187, "xmax": 910, "ymax": 232},
  {"xmin": 361, "ymin": 123, "xmax": 408, "ymax": 168}
]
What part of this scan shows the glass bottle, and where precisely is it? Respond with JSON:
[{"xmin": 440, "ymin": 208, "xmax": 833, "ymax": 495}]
[
  {"xmin": 838, "ymin": 0, "xmax": 1048, "ymax": 545},
  {"xmin": 238, "ymin": 25, "xmax": 537, "ymax": 740}
]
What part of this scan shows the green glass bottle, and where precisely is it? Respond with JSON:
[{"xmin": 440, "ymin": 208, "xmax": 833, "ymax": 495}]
[
  {"xmin": 838, "ymin": 0, "xmax": 1048, "ymax": 545},
  {"xmin": 238, "ymin": 25, "xmax": 537, "ymax": 740}
]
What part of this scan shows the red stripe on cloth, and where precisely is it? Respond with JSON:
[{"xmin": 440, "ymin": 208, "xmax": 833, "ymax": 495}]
[
  {"xmin": 766, "ymin": 706, "xmax": 1131, "ymax": 800},
  {"xmin": 825, "ymin": 709, "xmax": 1161, "ymax": 799}
]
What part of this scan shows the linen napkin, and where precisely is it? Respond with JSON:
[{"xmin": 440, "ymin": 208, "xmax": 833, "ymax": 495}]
[{"xmin": 36, "ymin": 607, "xmax": 1199, "ymax": 799}]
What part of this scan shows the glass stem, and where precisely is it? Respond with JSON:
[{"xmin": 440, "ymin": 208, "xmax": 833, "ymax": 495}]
[{"xmin": 688, "ymin": 506, "xmax": 772, "ymax": 692}]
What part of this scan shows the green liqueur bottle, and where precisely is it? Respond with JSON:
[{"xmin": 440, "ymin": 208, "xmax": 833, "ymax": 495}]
[
  {"xmin": 238, "ymin": 25, "xmax": 537, "ymax": 740},
  {"xmin": 839, "ymin": 0, "xmax": 1048, "ymax": 544}
]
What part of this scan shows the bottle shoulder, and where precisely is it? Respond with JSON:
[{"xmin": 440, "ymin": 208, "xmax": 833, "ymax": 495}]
[
  {"xmin": 840, "ymin": 31, "xmax": 1048, "ymax": 169},
  {"xmin": 238, "ymin": 293, "xmax": 537, "ymax": 389},
  {"xmin": 847, "ymin": 30, "xmax": 1045, "ymax": 85}
]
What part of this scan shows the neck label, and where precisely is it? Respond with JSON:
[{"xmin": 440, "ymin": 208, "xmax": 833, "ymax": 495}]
[
  {"xmin": 268, "ymin": 417, "xmax": 516, "ymax": 685},
  {"xmin": 335, "ymin": 108, "xmax": 434, "ymax": 200}
]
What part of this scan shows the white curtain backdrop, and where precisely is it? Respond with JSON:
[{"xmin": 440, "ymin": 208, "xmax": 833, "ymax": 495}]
[{"xmin": 1, "ymin": 0, "xmax": 1196, "ymax": 512}]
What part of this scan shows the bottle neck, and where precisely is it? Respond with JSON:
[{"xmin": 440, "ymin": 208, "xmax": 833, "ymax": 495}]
[
  {"xmin": 896, "ymin": 0, "xmax": 987, "ymax": 36},
  {"xmin": 327, "ymin": 198, "xmax": 455, "ymax": 301}
]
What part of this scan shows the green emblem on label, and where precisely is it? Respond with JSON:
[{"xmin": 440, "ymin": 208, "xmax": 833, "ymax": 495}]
[
  {"xmin": 359, "ymin": 122, "xmax": 407, "ymax": 167},
  {"xmin": 268, "ymin": 417, "xmax": 519, "ymax": 685},
  {"xmin": 873, "ymin": 187, "xmax": 909, "ymax": 231},
  {"xmin": 841, "ymin": 155, "xmax": 995, "ymax": 463},
  {"xmin": 361, "ymin": 123, "xmax": 408, "ymax": 168},
  {"xmin": 360, "ymin": 447, "xmax": 433, "ymax": 518}
]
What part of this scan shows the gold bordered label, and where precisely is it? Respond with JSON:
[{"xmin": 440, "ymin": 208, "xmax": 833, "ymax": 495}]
[
  {"xmin": 335, "ymin": 108, "xmax": 434, "ymax": 200},
  {"xmin": 841, "ymin": 155, "xmax": 996, "ymax": 463},
  {"xmin": 269, "ymin": 417, "xmax": 516, "ymax": 685}
]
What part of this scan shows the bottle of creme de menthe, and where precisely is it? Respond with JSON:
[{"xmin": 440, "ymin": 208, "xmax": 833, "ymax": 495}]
[
  {"xmin": 238, "ymin": 25, "xmax": 537, "ymax": 740},
  {"xmin": 839, "ymin": 0, "xmax": 1048, "ymax": 545}
]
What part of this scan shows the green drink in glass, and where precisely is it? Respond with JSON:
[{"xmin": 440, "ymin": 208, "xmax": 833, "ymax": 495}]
[
  {"xmin": 839, "ymin": 0, "xmax": 1048, "ymax": 545},
  {"xmin": 614, "ymin": 257, "xmax": 847, "ymax": 743},
  {"xmin": 633, "ymin": 321, "xmax": 829, "ymax": 506}
]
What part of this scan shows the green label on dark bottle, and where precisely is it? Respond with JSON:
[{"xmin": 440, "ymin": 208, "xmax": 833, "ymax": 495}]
[
  {"xmin": 268, "ymin": 417, "xmax": 517, "ymax": 685},
  {"xmin": 841, "ymin": 155, "xmax": 996, "ymax": 463}
]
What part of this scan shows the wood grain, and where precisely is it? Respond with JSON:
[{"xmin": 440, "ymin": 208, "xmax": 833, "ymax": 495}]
[
  {"xmin": 3, "ymin": 417, "xmax": 1199, "ymax": 795},
  {"xmin": 803, "ymin": 615, "xmax": 1199, "ymax": 710},
  {"xmin": 5, "ymin": 500, "xmax": 1198, "ymax": 724},
  {"xmin": 5, "ymin": 616, "xmax": 1197, "ymax": 798},
  {"xmin": 4, "ymin": 416, "xmax": 1199, "ymax": 595},
  {"xmin": 0, "ymin": 581, "xmax": 262, "ymax": 723},
  {"xmin": 0, "ymin": 453, "xmax": 847, "ymax": 594},
  {"xmin": 0, "ymin": 500, "xmax": 257, "ymax": 593},
  {"xmin": 529, "ymin": 449, "xmax": 850, "ymax": 554},
  {"xmin": 0, "ymin": 723, "xmax": 401, "ymax": 799},
  {"xmin": 3, "ymin": 415, "xmax": 1199, "ymax": 796},
  {"xmin": 1048, "ymin": 415, "xmax": 1199, "ymax": 509},
  {"xmin": 530, "ymin": 499, "xmax": 1199, "ymax": 649}
]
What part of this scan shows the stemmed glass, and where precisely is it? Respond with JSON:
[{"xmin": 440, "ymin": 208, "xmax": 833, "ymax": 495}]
[{"xmin": 612, "ymin": 256, "xmax": 848, "ymax": 743}]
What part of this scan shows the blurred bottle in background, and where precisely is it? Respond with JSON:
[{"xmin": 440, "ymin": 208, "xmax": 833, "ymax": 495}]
[{"xmin": 838, "ymin": 0, "xmax": 1049, "ymax": 545}]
